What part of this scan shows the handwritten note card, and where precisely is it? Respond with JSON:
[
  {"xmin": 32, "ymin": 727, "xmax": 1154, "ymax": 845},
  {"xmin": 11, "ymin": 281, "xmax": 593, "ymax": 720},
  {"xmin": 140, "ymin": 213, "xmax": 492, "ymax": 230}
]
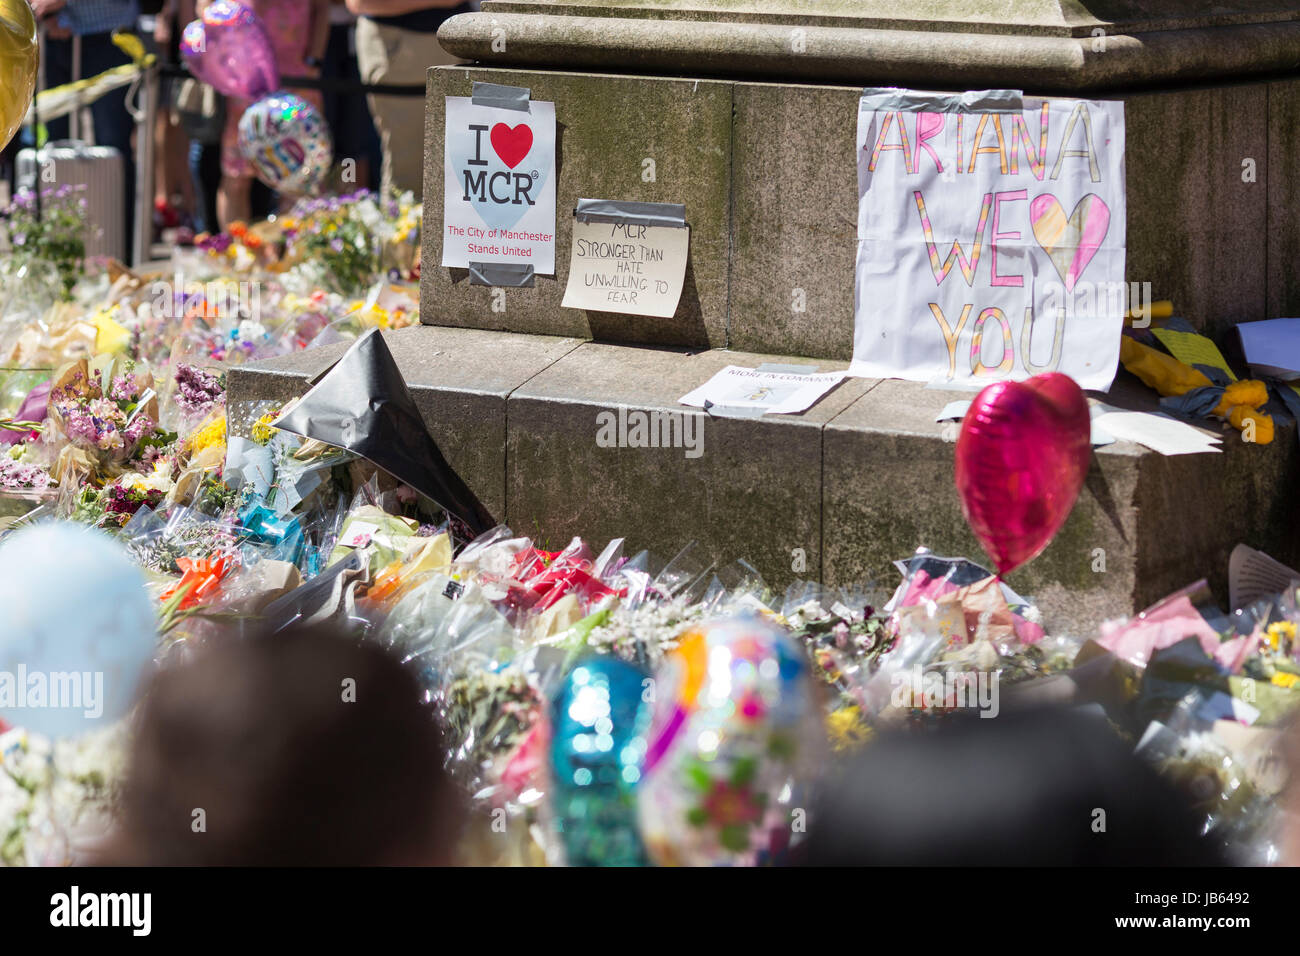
[{"xmin": 562, "ymin": 200, "xmax": 689, "ymax": 318}]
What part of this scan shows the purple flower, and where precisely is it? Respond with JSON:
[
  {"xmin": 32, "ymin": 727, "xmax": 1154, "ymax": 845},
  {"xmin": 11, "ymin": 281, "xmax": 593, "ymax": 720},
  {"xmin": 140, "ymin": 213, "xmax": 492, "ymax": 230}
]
[
  {"xmin": 109, "ymin": 374, "xmax": 138, "ymax": 402},
  {"xmin": 123, "ymin": 414, "xmax": 154, "ymax": 447},
  {"xmin": 174, "ymin": 363, "xmax": 224, "ymax": 414}
]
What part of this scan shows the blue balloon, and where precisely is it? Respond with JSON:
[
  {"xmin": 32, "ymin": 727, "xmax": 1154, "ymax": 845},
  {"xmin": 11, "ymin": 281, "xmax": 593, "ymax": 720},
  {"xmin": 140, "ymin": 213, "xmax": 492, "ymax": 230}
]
[
  {"xmin": 0, "ymin": 523, "xmax": 158, "ymax": 738},
  {"xmin": 549, "ymin": 655, "xmax": 652, "ymax": 866}
]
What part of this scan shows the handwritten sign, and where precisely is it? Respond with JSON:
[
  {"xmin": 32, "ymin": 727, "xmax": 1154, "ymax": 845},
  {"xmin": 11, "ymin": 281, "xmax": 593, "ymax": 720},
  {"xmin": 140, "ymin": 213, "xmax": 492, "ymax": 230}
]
[
  {"xmin": 851, "ymin": 89, "xmax": 1126, "ymax": 390},
  {"xmin": 562, "ymin": 204, "xmax": 689, "ymax": 317},
  {"xmin": 442, "ymin": 95, "xmax": 557, "ymax": 274}
]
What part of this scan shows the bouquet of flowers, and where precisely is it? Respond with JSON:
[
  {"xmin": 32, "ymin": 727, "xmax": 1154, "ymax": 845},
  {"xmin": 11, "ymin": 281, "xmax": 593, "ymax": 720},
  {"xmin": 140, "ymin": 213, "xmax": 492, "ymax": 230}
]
[
  {"xmin": 44, "ymin": 358, "xmax": 175, "ymax": 483},
  {"xmin": 0, "ymin": 185, "xmax": 89, "ymax": 302},
  {"xmin": 280, "ymin": 190, "xmax": 421, "ymax": 295},
  {"xmin": 0, "ymin": 725, "xmax": 126, "ymax": 867}
]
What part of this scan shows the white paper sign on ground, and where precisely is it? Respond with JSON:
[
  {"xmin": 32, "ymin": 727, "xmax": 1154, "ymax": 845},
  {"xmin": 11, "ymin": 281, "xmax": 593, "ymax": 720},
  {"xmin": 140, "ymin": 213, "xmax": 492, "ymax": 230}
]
[
  {"xmin": 678, "ymin": 366, "xmax": 846, "ymax": 415},
  {"xmin": 562, "ymin": 218, "xmax": 690, "ymax": 317},
  {"xmin": 852, "ymin": 89, "xmax": 1126, "ymax": 390},
  {"xmin": 1090, "ymin": 404, "xmax": 1221, "ymax": 456},
  {"xmin": 442, "ymin": 96, "xmax": 557, "ymax": 274}
]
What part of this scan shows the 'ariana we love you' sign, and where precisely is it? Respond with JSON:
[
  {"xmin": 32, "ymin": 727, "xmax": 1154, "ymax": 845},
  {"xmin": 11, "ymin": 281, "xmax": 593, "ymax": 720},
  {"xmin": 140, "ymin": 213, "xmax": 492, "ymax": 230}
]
[
  {"xmin": 442, "ymin": 95, "xmax": 558, "ymax": 274},
  {"xmin": 851, "ymin": 89, "xmax": 1126, "ymax": 390}
]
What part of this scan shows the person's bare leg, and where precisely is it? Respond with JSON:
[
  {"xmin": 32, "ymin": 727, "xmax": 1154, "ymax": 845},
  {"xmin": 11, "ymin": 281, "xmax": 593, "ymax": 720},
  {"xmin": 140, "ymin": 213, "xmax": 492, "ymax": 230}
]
[
  {"xmin": 153, "ymin": 108, "xmax": 170, "ymax": 209},
  {"xmin": 217, "ymin": 174, "xmax": 251, "ymax": 229}
]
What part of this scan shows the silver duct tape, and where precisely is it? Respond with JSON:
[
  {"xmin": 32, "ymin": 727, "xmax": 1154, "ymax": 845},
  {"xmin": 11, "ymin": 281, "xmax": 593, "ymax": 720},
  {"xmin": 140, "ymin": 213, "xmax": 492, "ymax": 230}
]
[
  {"xmin": 574, "ymin": 198, "xmax": 687, "ymax": 229},
  {"xmin": 468, "ymin": 261, "xmax": 536, "ymax": 287},
  {"xmin": 754, "ymin": 363, "xmax": 820, "ymax": 375},
  {"xmin": 471, "ymin": 81, "xmax": 531, "ymax": 112},
  {"xmin": 859, "ymin": 87, "xmax": 1024, "ymax": 114}
]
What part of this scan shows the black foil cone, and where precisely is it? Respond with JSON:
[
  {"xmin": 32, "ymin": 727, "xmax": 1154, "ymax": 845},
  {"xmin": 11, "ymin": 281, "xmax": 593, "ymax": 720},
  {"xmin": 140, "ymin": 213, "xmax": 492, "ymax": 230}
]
[{"xmin": 272, "ymin": 329, "xmax": 496, "ymax": 536}]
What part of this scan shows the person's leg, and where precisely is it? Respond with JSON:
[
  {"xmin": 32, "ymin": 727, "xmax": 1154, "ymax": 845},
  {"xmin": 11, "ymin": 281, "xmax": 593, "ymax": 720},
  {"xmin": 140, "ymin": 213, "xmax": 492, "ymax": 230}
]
[
  {"xmin": 152, "ymin": 14, "xmax": 194, "ymax": 228},
  {"xmin": 189, "ymin": 137, "xmax": 222, "ymax": 235},
  {"xmin": 79, "ymin": 33, "xmax": 137, "ymax": 256},
  {"xmin": 28, "ymin": 36, "xmax": 73, "ymax": 146},
  {"xmin": 383, "ymin": 21, "xmax": 455, "ymax": 199},
  {"xmin": 354, "ymin": 17, "xmax": 393, "ymax": 196},
  {"xmin": 187, "ymin": 138, "xmax": 208, "ymax": 233},
  {"xmin": 325, "ymin": 21, "xmax": 380, "ymax": 193},
  {"xmin": 217, "ymin": 174, "xmax": 252, "ymax": 228},
  {"xmin": 217, "ymin": 101, "xmax": 251, "ymax": 227}
]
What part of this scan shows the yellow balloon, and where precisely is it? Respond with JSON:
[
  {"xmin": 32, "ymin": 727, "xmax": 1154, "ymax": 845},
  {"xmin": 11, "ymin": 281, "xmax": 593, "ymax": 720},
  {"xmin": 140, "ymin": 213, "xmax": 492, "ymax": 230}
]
[{"xmin": 0, "ymin": 0, "xmax": 37, "ymax": 152}]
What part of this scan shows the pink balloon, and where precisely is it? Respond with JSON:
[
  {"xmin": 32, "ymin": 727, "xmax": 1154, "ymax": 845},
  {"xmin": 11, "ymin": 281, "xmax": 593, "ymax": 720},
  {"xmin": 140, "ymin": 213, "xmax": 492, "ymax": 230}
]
[
  {"xmin": 954, "ymin": 372, "xmax": 1091, "ymax": 576},
  {"xmin": 179, "ymin": 21, "xmax": 217, "ymax": 88},
  {"xmin": 180, "ymin": 0, "xmax": 278, "ymax": 101}
]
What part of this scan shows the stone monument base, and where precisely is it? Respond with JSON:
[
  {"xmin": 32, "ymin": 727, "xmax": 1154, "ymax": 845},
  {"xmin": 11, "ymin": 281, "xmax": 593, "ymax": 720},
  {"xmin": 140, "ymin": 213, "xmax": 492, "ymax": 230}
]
[{"xmin": 229, "ymin": 328, "xmax": 1300, "ymax": 635}]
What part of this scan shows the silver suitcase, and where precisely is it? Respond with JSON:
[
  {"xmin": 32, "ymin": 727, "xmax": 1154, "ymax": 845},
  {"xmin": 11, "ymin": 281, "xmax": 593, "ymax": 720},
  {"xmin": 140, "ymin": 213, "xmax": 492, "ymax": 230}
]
[{"xmin": 16, "ymin": 141, "xmax": 126, "ymax": 263}]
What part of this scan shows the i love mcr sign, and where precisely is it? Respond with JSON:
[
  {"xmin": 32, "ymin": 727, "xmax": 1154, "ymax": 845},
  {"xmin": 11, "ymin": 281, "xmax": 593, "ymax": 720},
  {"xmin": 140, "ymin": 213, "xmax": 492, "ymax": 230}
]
[
  {"xmin": 442, "ymin": 94, "xmax": 558, "ymax": 274},
  {"xmin": 850, "ymin": 88, "xmax": 1126, "ymax": 391}
]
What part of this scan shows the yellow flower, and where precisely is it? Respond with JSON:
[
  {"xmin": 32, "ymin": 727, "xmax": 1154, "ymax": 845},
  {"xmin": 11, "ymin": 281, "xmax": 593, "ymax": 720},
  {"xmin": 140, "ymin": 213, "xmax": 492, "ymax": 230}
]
[
  {"xmin": 251, "ymin": 410, "xmax": 280, "ymax": 444},
  {"xmin": 1266, "ymin": 620, "xmax": 1297, "ymax": 651},
  {"xmin": 826, "ymin": 706, "xmax": 872, "ymax": 753},
  {"xmin": 189, "ymin": 415, "xmax": 226, "ymax": 455}
]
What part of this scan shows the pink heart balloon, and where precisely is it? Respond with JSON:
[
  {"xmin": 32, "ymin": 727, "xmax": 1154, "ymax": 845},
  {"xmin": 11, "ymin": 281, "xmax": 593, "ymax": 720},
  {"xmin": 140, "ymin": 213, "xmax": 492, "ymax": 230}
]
[
  {"xmin": 180, "ymin": 0, "xmax": 279, "ymax": 102},
  {"xmin": 954, "ymin": 372, "xmax": 1091, "ymax": 576}
]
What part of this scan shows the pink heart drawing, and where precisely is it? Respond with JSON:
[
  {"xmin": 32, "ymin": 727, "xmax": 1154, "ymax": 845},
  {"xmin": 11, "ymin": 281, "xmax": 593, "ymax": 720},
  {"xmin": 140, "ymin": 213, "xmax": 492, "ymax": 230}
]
[{"xmin": 1028, "ymin": 193, "xmax": 1110, "ymax": 292}]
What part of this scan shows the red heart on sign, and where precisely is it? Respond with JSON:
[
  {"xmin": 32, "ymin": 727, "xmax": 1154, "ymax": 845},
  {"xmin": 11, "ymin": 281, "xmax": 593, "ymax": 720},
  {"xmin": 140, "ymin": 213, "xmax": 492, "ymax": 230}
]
[{"xmin": 490, "ymin": 123, "xmax": 533, "ymax": 169}]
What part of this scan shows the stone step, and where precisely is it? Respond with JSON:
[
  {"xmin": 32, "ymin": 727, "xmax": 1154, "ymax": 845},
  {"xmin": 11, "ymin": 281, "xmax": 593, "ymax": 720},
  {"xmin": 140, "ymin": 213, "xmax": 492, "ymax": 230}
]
[{"xmin": 228, "ymin": 325, "xmax": 1300, "ymax": 636}]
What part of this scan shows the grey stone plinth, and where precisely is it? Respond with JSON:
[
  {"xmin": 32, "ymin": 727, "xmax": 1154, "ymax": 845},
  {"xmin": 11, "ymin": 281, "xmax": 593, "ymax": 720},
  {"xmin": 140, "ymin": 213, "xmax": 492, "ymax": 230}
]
[
  {"xmin": 1124, "ymin": 84, "xmax": 1269, "ymax": 342},
  {"xmin": 728, "ymin": 81, "xmax": 860, "ymax": 359},
  {"xmin": 230, "ymin": 325, "xmax": 1300, "ymax": 632},
  {"xmin": 505, "ymin": 343, "xmax": 875, "ymax": 588},
  {"xmin": 1267, "ymin": 77, "xmax": 1300, "ymax": 318},
  {"xmin": 422, "ymin": 67, "xmax": 732, "ymax": 350},
  {"xmin": 423, "ymin": 67, "xmax": 1300, "ymax": 353},
  {"xmin": 226, "ymin": 326, "xmax": 582, "ymax": 520},
  {"xmin": 437, "ymin": 3, "xmax": 1300, "ymax": 91},
  {"xmin": 822, "ymin": 373, "xmax": 1300, "ymax": 635}
]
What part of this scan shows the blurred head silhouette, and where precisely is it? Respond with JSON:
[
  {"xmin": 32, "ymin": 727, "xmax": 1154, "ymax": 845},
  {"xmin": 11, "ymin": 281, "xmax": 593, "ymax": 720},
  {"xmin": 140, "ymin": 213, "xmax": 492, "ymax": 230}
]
[
  {"xmin": 1282, "ymin": 711, "xmax": 1300, "ymax": 866},
  {"xmin": 804, "ymin": 706, "xmax": 1223, "ymax": 866},
  {"xmin": 109, "ymin": 624, "xmax": 461, "ymax": 866}
]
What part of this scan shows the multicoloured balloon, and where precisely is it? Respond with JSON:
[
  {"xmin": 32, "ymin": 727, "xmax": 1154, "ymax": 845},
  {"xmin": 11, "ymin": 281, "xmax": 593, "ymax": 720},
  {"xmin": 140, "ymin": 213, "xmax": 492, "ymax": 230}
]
[
  {"xmin": 0, "ymin": 0, "xmax": 38, "ymax": 152},
  {"xmin": 181, "ymin": 0, "xmax": 278, "ymax": 101},
  {"xmin": 637, "ymin": 616, "xmax": 814, "ymax": 865},
  {"xmin": 549, "ymin": 656, "xmax": 651, "ymax": 866},
  {"xmin": 954, "ymin": 372, "xmax": 1092, "ymax": 576},
  {"xmin": 237, "ymin": 91, "xmax": 332, "ymax": 195}
]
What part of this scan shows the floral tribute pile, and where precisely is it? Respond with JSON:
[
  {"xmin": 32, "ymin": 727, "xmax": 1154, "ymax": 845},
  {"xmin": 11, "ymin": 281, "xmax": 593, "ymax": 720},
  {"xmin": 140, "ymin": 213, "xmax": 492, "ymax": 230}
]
[{"xmin": 0, "ymin": 186, "xmax": 1296, "ymax": 867}]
